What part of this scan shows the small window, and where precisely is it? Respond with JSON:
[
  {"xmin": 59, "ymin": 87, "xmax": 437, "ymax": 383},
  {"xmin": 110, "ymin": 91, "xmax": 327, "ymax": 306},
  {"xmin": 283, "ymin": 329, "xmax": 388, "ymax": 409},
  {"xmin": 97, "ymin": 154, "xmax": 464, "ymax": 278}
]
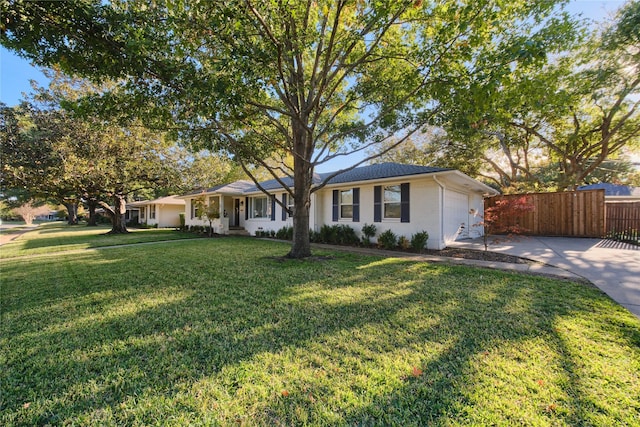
[
  {"xmin": 384, "ymin": 185, "xmax": 401, "ymax": 219},
  {"xmin": 340, "ymin": 189, "xmax": 353, "ymax": 219},
  {"xmin": 250, "ymin": 196, "xmax": 271, "ymax": 219},
  {"xmin": 140, "ymin": 207, "xmax": 146, "ymax": 219},
  {"xmin": 209, "ymin": 196, "xmax": 220, "ymax": 215},
  {"xmin": 150, "ymin": 204, "xmax": 156, "ymax": 219},
  {"xmin": 287, "ymin": 195, "xmax": 294, "ymax": 217},
  {"xmin": 191, "ymin": 200, "xmax": 201, "ymax": 219}
]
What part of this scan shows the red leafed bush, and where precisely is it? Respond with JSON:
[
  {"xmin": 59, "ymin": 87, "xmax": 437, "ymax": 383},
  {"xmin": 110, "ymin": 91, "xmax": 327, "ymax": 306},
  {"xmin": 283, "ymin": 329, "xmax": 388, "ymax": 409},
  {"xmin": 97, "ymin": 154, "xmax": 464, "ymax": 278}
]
[{"xmin": 475, "ymin": 196, "xmax": 535, "ymax": 250}]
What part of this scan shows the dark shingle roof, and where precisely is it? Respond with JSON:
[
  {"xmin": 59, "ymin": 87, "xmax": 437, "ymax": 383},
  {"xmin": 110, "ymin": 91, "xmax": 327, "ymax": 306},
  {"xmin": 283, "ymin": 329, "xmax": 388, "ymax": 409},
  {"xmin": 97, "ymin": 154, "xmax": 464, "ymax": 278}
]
[
  {"xmin": 320, "ymin": 163, "xmax": 451, "ymax": 185},
  {"xmin": 240, "ymin": 163, "xmax": 451, "ymax": 193},
  {"xmin": 578, "ymin": 183, "xmax": 639, "ymax": 196},
  {"xmin": 184, "ymin": 163, "xmax": 456, "ymax": 196}
]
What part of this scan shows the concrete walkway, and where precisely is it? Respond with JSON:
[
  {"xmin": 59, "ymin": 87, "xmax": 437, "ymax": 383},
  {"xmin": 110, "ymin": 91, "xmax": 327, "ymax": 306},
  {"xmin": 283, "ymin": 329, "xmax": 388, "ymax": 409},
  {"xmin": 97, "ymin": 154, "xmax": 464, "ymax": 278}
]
[
  {"xmin": 0, "ymin": 224, "xmax": 39, "ymax": 245},
  {"xmin": 449, "ymin": 236, "xmax": 640, "ymax": 319}
]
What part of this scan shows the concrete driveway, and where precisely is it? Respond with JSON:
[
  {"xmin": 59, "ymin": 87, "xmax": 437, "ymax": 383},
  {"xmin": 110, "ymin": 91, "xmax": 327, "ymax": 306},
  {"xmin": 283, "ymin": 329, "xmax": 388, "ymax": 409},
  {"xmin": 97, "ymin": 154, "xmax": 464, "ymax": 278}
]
[{"xmin": 449, "ymin": 236, "xmax": 640, "ymax": 319}]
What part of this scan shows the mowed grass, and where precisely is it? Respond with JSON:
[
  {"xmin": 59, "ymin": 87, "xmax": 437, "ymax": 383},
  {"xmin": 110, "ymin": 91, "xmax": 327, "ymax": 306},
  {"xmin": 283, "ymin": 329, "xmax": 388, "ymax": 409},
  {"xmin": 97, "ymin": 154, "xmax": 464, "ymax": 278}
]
[
  {"xmin": 0, "ymin": 222, "xmax": 198, "ymax": 259},
  {"xmin": 1, "ymin": 234, "xmax": 639, "ymax": 426}
]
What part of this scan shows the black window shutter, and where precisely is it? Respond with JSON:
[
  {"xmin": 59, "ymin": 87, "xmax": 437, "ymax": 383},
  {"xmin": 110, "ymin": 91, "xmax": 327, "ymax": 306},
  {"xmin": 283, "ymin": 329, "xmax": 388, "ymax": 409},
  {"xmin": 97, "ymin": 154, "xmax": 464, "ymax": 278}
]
[
  {"xmin": 332, "ymin": 190, "xmax": 339, "ymax": 222},
  {"xmin": 281, "ymin": 194, "xmax": 287, "ymax": 221},
  {"xmin": 352, "ymin": 188, "xmax": 360, "ymax": 222},
  {"xmin": 374, "ymin": 186, "xmax": 382, "ymax": 222},
  {"xmin": 245, "ymin": 197, "xmax": 249, "ymax": 220},
  {"xmin": 271, "ymin": 195, "xmax": 276, "ymax": 221},
  {"xmin": 401, "ymin": 183, "xmax": 410, "ymax": 223}
]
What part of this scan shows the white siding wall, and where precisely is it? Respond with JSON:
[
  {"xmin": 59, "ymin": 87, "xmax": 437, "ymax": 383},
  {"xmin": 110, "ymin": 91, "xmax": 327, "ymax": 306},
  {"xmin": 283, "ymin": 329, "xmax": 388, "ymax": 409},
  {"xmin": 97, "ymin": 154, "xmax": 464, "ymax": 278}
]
[
  {"xmin": 158, "ymin": 204, "xmax": 184, "ymax": 228},
  {"xmin": 316, "ymin": 178, "xmax": 445, "ymax": 249},
  {"xmin": 145, "ymin": 204, "xmax": 184, "ymax": 228},
  {"xmin": 184, "ymin": 198, "xmax": 207, "ymax": 227},
  {"xmin": 242, "ymin": 192, "xmax": 317, "ymax": 236},
  {"xmin": 181, "ymin": 178, "xmax": 487, "ymax": 247}
]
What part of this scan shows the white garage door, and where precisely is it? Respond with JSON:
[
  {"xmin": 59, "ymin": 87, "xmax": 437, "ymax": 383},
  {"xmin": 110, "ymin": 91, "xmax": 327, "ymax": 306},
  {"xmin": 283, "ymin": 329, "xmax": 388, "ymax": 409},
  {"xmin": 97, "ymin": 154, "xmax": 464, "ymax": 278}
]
[{"xmin": 443, "ymin": 190, "xmax": 469, "ymax": 243}]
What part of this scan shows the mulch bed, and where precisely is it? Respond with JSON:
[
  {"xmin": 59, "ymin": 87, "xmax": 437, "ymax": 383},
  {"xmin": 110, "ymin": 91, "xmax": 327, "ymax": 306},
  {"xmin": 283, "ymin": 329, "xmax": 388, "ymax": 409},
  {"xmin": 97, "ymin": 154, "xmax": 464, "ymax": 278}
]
[{"xmin": 422, "ymin": 248, "xmax": 530, "ymax": 264}]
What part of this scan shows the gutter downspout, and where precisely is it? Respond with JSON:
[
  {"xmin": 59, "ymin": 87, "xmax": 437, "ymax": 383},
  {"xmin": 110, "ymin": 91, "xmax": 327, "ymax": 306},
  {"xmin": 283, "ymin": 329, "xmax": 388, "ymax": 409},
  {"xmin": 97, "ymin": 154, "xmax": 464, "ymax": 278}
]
[{"xmin": 433, "ymin": 175, "xmax": 446, "ymax": 249}]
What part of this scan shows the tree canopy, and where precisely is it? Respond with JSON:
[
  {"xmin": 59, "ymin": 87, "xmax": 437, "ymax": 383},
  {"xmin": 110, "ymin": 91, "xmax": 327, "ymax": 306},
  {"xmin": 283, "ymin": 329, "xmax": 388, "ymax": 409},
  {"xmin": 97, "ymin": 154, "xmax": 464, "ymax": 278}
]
[
  {"xmin": 1, "ymin": 0, "xmax": 575, "ymax": 256},
  {"xmin": 415, "ymin": 0, "xmax": 640, "ymax": 192}
]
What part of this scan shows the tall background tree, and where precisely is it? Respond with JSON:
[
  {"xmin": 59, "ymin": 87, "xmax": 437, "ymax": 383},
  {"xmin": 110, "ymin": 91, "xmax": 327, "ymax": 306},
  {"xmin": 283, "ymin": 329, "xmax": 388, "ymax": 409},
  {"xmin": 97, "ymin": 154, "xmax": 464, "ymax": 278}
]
[
  {"xmin": 0, "ymin": 71, "xmax": 182, "ymax": 233},
  {"xmin": 1, "ymin": 0, "xmax": 576, "ymax": 256},
  {"xmin": 408, "ymin": 0, "xmax": 640, "ymax": 192}
]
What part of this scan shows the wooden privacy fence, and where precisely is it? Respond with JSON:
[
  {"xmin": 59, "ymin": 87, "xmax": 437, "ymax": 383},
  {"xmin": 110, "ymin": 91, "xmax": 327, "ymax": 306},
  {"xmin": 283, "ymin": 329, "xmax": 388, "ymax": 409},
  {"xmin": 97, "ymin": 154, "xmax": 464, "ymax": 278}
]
[
  {"xmin": 485, "ymin": 190, "xmax": 605, "ymax": 237},
  {"xmin": 606, "ymin": 201, "xmax": 640, "ymax": 242}
]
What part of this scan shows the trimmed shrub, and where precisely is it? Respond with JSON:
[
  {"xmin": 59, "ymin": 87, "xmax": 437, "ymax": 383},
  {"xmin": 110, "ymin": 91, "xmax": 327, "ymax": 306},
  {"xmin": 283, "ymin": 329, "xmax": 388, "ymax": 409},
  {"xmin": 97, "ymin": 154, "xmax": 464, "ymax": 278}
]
[
  {"xmin": 316, "ymin": 224, "xmax": 358, "ymax": 245},
  {"xmin": 275, "ymin": 226, "xmax": 294, "ymax": 240},
  {"xmin": 378, "ymin": 229, "xmax": 398, "ymax": 250},
  {"xmin": 337, "ymin": 224, "xmax": 359, "ymax": 245},
  {"xmin": 398, "ymin": 235, "xmax": 410, "ymax": 250},
  {"xmin": 410, "ymin": 230, "xmax": 429, "ymax": 252},
  {"xmin": 319, "ymin": 224, "xmax": 338, "ymax": 244},
  {"xmin": 361, "ymin": 223, "xmax": 377, "ymax": 246}
]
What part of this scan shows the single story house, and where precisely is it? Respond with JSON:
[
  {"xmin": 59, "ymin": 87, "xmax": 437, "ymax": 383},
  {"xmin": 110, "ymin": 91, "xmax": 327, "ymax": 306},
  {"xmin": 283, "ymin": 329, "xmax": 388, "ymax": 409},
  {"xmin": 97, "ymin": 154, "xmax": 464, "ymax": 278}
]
[
  {"xmin": 128, "ymin": 195, "xmax": 186, "ymax": 228},
  {"xmin": 179, "ymin": 163, "xmax": 498, "ymax": 249},
  {"xmin": 578, "ymin": 183, "xmax": 640, "ymax": 201}
]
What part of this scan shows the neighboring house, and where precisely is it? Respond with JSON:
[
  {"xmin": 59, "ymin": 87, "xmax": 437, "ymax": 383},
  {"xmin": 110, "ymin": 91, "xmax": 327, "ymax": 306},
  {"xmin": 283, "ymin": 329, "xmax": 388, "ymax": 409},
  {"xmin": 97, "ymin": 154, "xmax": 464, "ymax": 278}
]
[
  {"xmin": 35, "ymin": 209, "xmax": 60, "ymax": 221},
  {"xmin": 128, "ymin": 195, "xmax": 186, "ymax": 228},
  {"xmin": 179, "ymin": 163, "xmax": 498, "ymax": 249},
  {"xmin": 578, "ymin": 183, "xmax": 640, "ymax": 201}
]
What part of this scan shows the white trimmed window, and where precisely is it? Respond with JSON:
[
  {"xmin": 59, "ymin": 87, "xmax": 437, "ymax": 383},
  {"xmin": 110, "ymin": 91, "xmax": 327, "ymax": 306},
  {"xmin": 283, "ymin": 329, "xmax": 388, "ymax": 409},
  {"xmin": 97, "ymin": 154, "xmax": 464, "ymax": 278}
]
[
  {"xmin": 340, "ymin": 189, "xmax": 353, "ymax": 219},
  {"xmin": 249, "ymin": 196, "xmax": 270, "ymax": 219},
  {"xmin": 190, "ymin": 200, "xmax": 201, "ymax": 219},
  {"xmin": 209, "ymin": 196, "xmax": 220, "ymax": 214},
  {"xmin": 140, "ymin": 207, "xmax": 146, "ymax": 219},
  {"xmin": 384, "ymin": 185, "xmax": 401, "ymax": 219},
  {"xmin": 150, "ymin": 204, "xmax": 156, "ymax": 219}
]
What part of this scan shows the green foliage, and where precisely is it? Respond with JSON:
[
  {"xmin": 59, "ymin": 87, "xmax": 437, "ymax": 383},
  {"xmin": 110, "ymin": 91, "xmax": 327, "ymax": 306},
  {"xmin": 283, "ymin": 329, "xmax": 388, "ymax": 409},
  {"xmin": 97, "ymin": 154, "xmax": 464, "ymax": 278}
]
[
  {"xmin": 361, "ymin": 223, "xmax": 377, "ymax": 246},
  {"xmin": 0, "ymin": 0, "xmax": 573, "ymax": 257},
  {"xmin": 316, "ymin": 224, "xmax": 359, "ymax": 246},
  {"xmin": 410, "ymin": 231, "xmax": 430, "ymax": 252},
  {"xmin": 378, "ymin": 229, "xmax": 398, "ymax": 250},
  {"xmin": 431, "ymin": 2, "xmax": 640, "ymax": 192},
  {"xmin": 275, "ymin": 226, "xmax": 294, "ymax": 241},
  {"xmin": 178, "ymin": 213, "xmax": 186, "ymax": 231}
]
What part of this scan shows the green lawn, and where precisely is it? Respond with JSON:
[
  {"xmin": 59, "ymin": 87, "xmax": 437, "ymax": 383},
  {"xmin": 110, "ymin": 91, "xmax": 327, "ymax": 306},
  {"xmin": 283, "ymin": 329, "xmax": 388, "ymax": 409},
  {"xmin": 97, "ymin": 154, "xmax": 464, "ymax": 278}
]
[
  {"xmin": 0, "ymin": 223, "xmax": 198, "ymax": 259},
  {"xmin": 1, "ymin": 230, "xmax": 639, "ymax": 426}
]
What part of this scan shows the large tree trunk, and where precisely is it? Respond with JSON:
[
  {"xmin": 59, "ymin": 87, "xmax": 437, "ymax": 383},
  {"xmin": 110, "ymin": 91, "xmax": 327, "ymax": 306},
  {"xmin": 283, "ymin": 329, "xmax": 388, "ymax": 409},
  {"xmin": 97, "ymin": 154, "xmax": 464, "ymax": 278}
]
[
  {"xmin": 287, "ymin": 146, "xmax": 312, "ymax": 258},
  {"xmin": 110, "ymin": 193, "xmax": 128, "ymax": 234},
  {"xmin": 64, "ymin": 201, "xmax": 79, "ymax": 225},
  {"xmin": 100, "ymin": 194, "xmax": 129, "ymax": 234},
  {"xmin": 85, "ymin": 198, "xmax": 99, "ymax": 226}
]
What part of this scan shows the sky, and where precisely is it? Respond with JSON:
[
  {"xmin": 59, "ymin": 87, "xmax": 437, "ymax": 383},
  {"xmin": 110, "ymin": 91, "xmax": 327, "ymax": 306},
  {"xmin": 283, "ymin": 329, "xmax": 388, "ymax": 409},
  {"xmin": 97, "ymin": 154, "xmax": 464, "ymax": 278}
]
[{"xmin": 0, "ymin": 0, "xmax": 629, "ymax": 171}]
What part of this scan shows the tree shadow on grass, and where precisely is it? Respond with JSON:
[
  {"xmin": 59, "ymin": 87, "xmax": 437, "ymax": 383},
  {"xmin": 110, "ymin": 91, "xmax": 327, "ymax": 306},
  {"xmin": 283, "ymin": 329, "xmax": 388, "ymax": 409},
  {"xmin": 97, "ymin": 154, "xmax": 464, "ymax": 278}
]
[{"xmin": 2, "ymin": 241, "xmax": 639, "ymax": 425}]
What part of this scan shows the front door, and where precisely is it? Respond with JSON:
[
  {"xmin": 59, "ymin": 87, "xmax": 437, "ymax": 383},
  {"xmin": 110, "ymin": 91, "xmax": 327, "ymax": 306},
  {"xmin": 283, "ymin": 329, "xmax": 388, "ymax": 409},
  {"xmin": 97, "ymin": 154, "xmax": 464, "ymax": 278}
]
[{"xmin": 233, "ymin": 199, "xmax": 240, "ymax": 227}]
